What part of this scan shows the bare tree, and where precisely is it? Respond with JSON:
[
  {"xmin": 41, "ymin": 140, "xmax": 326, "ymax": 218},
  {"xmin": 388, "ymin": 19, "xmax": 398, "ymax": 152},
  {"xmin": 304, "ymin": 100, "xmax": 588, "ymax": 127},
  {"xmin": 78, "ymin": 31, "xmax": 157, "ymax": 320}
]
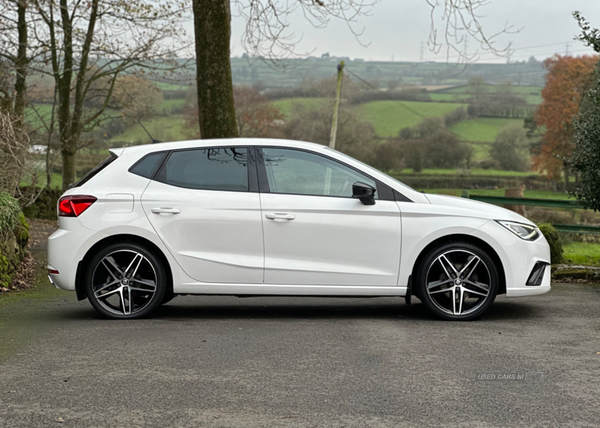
[
  {"xmin": 426, "ymin": 0, "xmax": 517, "ymax": 63},
  {"xmin": 29, "ymin": 0, "xmax": 192, "ymax": 189}
]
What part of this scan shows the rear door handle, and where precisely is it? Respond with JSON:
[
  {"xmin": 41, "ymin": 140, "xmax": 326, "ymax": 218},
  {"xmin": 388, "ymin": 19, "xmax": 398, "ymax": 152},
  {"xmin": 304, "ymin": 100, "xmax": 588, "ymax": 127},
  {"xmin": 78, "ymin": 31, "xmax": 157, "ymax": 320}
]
[
  {"xmin": 265, "ymin": 213, "xmax": 295, "ymax": 222},
  {"xmin": 151, "ymin": 207, "xmax": 181, "ymax": 215}
]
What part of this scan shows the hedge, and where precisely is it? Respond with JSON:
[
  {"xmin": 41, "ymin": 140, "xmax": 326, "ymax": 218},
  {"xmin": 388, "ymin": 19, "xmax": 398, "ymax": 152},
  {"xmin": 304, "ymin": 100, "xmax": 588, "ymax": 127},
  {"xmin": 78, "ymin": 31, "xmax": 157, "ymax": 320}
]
[{"xmin": 0, "ymin": 192, "xmax": 29, "ymax": 290}]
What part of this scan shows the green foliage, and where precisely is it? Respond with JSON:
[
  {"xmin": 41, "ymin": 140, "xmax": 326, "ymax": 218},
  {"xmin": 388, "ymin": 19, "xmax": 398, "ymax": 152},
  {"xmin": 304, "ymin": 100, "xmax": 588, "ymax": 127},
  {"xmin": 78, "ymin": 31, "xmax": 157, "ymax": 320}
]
[
  {"xmin": 571, "ymin": 76, "xmax": 600, "ymax": 210},
  {"xmin": 538, "ymin": 223, "xmax": 564, "ymax": 264},
  {"xmin": 490, "ymin": 125, "xmax": 531, "ymax": 171},
  {"xmin": 0, "ymin": 192, "xmax": 21, "ymax": 238},
  {"xmin": 0, "ymin": 192, "xmax": 28, "ymax": 289}
]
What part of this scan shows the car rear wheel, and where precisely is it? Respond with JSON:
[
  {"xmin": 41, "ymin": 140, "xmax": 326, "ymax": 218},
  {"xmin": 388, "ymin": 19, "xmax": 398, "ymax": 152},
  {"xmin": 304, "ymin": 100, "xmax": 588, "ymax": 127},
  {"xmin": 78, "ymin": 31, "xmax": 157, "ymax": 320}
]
[
  {"xmin": 416, "ymin": 242, "xmax": 499, "ymax": 321},
  {"xmin": 85, "ymin": 243, "xmax": 166, "ymax": 319}
]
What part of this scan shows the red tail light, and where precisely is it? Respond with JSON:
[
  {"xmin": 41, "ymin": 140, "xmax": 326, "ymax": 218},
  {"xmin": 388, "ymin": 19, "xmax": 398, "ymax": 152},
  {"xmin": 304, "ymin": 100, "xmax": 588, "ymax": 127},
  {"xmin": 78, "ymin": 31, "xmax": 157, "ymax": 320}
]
[{"xmin": 58, "ymin": 195, "xmax": 97, "ymax": 217}]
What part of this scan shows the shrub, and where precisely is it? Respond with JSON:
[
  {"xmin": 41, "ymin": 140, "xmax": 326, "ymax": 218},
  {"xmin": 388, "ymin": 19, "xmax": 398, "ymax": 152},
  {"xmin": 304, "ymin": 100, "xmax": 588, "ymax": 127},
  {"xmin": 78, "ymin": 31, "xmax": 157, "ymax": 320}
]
[
  {"xmin": 538, "ymin": 223, "xmax": 564, "ymax": 264},
  {"xmin": 490, "ymin": 125, "xmax": 531, "ymax": 171},
  {"xmin": 0, "ymin": 192, "xmax": 29, "ymax": 290}
]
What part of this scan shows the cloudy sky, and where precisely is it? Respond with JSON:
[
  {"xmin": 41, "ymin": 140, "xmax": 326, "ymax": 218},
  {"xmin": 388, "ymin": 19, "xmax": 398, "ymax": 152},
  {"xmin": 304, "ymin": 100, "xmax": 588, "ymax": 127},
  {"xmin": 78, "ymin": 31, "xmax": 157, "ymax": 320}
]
[{"xmin": 228, "ymin": 0, "xmax": 600, "ymax": 63}]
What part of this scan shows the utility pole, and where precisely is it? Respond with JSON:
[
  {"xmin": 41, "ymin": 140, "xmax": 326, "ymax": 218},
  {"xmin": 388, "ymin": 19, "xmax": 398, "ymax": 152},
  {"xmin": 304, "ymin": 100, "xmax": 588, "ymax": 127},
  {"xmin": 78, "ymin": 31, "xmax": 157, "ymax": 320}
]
[{"xmin": 329, "ymin": 61, "xmax": 344, "ymax": 150}]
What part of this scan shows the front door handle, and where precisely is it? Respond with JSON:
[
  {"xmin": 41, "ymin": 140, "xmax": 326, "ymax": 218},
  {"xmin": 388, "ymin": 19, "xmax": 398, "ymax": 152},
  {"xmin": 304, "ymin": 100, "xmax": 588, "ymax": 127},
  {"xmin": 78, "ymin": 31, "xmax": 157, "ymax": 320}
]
[
  {"xmin": 151, "ymin": 207, "xmax": 181, "ymax": 215},
  {"xmin": 265, "ymin": 213, "xmax": 295, "ymax": 222}
]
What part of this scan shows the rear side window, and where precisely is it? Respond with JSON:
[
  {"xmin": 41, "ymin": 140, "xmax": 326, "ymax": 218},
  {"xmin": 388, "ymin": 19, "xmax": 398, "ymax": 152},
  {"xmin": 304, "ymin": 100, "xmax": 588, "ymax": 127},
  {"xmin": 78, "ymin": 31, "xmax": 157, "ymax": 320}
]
[
  {"xmin": 129, "ymin": 152, "xmax": 167, "ymax": 179},
  {"xmin": 156, "ymin": 147, "xmax": 248, "ymax": 191},
  {"xmin": 72, "ymin": 153, "xmax": 118, "ymax": 188}
]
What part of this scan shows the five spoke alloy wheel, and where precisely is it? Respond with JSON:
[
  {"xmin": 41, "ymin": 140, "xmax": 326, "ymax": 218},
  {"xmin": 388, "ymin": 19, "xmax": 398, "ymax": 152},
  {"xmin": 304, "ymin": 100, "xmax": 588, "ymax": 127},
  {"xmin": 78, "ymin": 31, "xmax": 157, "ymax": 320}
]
[
  {"xmin": 86, "ymin": 243, "xmax": 166, "ymax": 319},
  {"xmin": 417, "ymin": 242, "xmax": 499, "ymax": 320}
]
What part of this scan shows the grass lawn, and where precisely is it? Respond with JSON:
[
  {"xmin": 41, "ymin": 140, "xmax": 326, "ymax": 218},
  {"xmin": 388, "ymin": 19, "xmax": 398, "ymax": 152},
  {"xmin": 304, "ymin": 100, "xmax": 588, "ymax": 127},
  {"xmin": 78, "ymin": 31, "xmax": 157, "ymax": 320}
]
[
  {"xmin": 271, "ymin": 98, "xmax": 331, "ymax": 120},
  {"xmin": 450, "ymin": 118, "xmax": 524, "ymax": 142},
  {"xmin": 110, "ymin": 115, "xmax": 190, "ymax": 145},
  {"xmin": 355, "ymin": 101, "xmax": 463, "ymax": 137},
  {"xmin": 563, "ymin": 242, "xmax": 600, "ymax": 267}
]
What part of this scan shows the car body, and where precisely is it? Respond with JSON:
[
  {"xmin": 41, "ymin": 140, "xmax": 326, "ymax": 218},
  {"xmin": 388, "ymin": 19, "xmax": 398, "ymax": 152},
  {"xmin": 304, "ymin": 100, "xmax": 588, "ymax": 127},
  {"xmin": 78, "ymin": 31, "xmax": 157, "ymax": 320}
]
[{"xmin": 47, "ymin": 138, "xmax": 551, "ymax": 320}]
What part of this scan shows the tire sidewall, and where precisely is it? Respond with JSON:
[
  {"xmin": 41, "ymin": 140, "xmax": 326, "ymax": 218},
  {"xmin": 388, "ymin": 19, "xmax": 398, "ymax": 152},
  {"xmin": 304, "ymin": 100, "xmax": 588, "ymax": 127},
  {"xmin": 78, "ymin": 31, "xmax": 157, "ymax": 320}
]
[
  {"xmin": 416, "ymin": 242, "xmax": 499, "ymax": 321},
  {"xmin": 85, "ymin": 243, "xmax": 167, "ymax": 319}
]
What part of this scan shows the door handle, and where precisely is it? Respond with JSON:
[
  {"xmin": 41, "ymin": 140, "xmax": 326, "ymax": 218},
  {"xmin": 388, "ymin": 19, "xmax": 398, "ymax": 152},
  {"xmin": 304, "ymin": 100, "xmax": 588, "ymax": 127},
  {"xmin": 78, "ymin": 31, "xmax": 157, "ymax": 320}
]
[
  {"xmin": 265, "ymin": 213, "xmax": 295, "ymax": 222},
  {"xmin": 151, "ymin": 207, "xmax": 181, "ymax": 215}
]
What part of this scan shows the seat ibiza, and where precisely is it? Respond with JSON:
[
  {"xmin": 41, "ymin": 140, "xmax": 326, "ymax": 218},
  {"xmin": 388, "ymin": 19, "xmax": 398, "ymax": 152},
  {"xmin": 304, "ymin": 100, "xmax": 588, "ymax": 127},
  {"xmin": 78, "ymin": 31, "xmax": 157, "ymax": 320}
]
[{"xmin": 48, "ymin": 139, "xmax": 550, "ymax": 320}]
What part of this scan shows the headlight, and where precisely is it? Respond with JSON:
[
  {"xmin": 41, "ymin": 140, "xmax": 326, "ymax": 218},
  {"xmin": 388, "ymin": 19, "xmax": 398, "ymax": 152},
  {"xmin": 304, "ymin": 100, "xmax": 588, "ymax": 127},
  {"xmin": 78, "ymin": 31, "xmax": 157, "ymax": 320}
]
[{"xmin": 496, "ymin": 220, "xmax": 540, "ymax": 241}]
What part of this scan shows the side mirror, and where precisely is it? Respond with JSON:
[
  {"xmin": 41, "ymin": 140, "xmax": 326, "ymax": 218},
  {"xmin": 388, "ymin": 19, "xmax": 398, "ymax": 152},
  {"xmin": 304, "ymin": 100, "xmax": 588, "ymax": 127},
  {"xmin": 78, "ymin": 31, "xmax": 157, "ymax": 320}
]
[{"xmin": 352, "ymin": 182, "xmax": 376, "ymax": 205}]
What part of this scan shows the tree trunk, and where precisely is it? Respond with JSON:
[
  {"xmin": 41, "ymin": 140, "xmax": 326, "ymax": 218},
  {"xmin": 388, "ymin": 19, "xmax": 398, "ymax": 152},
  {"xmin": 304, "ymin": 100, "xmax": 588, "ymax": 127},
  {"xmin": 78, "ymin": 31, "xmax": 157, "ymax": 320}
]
[
  {"xmin": 13, "ymin": 0, "xmax": 28, "ymax": 126},
  {"xmin": 192, "ymin": 0, "xmax": 238, "ymax": 139},
  {"xmin": 563, "ymin": 161, "xmax": 570, "ymax": 191}
]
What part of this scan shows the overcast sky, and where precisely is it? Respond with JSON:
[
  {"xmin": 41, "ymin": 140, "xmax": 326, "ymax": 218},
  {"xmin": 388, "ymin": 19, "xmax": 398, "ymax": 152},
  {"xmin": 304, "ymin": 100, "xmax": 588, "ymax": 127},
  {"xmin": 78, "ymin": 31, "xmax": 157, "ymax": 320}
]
[{"xmin": 227, "ymin": 0, "xmax": 600, "ymax": 63}]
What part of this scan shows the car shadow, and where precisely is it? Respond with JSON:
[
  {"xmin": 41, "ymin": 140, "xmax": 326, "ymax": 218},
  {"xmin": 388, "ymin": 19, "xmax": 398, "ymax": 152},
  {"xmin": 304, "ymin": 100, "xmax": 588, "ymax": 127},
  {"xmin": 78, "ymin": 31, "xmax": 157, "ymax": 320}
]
[{"xmin": 58, "ymin": 296, "xmax": 542, "ymax": 322}]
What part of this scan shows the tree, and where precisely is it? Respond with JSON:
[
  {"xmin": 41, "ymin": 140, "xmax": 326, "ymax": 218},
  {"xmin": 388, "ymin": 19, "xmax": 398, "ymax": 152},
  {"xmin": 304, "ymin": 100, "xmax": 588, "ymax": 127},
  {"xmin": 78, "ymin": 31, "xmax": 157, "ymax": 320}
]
[
  {"xmin": 111, "ymin": 76, "xmax": 164, "ymax": 125},
  {"xmin": 533, "ymin": 54, "xmax": 598, "ymax": 188},
  {"xmin": 570, "ymin": 12, "xmax": 600, "ymax": 210},
  {"xmin": 30, "ymin": 0, "xmax": 189, "ymax": 189},
  {"xmin": 233, "ymin": 86, "xmax": 284, "ymax": 138},
  {"xmin": 191, "ymin": 0, "xmax": 515, "ymax": 140},
  {"xmin": 0, "ymin": 0, "xmax": 30, "ymax": 127},
  {"xmin": 490, "ymin": 125, "xmax": 531, "ymax": 171},
  {"xmin": 283, "ymin": 105, "xmax": 377, "ymax": 165}
]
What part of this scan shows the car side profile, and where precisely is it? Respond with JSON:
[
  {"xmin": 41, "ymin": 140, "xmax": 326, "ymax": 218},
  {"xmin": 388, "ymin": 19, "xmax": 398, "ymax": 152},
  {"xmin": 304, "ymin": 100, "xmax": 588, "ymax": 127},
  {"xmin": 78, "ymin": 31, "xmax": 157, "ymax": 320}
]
[{"xmin": 47, "ymin": 139, "xmax": 551, "ymax": 320}]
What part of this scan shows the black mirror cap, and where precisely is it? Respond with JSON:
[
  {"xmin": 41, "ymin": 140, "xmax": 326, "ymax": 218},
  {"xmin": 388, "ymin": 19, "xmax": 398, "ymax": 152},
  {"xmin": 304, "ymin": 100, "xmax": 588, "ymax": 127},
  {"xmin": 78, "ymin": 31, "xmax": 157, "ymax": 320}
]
[{"xmin": 352, "ymin": 182, "xmax": 376, "ymax": 205}]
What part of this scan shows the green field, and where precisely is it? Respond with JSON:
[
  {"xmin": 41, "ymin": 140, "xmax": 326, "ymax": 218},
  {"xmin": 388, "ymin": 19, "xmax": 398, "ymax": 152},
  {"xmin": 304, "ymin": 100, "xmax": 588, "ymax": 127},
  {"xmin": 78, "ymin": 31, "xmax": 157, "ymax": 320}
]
[
  {"xmin": 110, "ymin": 115, "xmax": 190, "ymax": 145},
  {"xmin": 356, "ymin": 101, "xmax": 463, "ymax": 137},
  {"xmin": 450, "ymin": 118, "xmax": 524, "ymax": 142},
  {"xmin": 271, "ymin": 98, "xmax": 331, "ymax": 120},
  {"xmin": 159, "ymin": 98, "xmax": 186, "ymax": 114}
]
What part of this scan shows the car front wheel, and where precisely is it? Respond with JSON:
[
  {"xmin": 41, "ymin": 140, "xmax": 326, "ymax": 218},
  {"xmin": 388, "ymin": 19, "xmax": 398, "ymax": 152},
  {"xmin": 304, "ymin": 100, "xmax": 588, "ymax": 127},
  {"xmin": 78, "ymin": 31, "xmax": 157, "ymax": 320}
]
[
  {"xmin": 85, "ymin": 243, "xmax": 167, "ymax": 319},
  {"xmin": 416, "ymin": 242, "xmax": 499, "ymax": 321}
]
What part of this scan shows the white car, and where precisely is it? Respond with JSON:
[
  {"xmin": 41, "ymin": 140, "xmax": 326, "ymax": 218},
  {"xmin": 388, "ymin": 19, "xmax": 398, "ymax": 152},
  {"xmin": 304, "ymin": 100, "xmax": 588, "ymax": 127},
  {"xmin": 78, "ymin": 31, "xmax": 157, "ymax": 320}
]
[{"xmin": 47, "ymin": 139, "xmax": 551, "ymax": 320}]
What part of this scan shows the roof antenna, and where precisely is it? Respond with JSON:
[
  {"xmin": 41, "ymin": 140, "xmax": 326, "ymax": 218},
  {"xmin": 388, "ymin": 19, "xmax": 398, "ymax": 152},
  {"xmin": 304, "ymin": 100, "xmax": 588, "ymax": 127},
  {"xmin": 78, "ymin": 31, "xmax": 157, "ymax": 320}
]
[{"xmin": 139, "ymin": 121, "xmax": 161, "ymax": 144}]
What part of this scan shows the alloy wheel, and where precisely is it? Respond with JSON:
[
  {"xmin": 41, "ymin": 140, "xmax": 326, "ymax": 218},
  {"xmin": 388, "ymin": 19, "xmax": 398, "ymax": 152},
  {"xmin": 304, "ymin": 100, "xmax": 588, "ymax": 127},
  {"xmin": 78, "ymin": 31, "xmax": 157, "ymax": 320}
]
[
  {"xmin": 424, "ymin": 248, "xmax": 493, "ymax": 317},
  {"xmin": 91, "ymin": 249, "xmax": 159, "ymax": 317}
]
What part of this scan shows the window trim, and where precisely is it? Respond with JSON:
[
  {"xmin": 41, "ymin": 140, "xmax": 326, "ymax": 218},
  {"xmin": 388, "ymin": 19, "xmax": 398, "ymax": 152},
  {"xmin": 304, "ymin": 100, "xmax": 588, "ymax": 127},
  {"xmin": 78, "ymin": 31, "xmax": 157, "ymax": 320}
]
[
  {"xmin": 256, "ymin": 146, "xmax": 405, "ymax": 202},
  {"xmin": 152, "ymin": 146, "xmax": 258, "ymax": 193}
]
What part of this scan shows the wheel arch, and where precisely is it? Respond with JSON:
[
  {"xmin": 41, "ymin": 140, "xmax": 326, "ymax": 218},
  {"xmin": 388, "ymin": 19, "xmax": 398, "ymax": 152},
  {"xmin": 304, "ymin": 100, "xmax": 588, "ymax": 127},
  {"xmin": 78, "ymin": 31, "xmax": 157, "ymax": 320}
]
[
  {"xmin": 75, "ymin": 234, "xmax": 174, "ymax": 301},
  {"xmin": 409, "ymin": 234, "xmax": 506, "ymax": 297}
]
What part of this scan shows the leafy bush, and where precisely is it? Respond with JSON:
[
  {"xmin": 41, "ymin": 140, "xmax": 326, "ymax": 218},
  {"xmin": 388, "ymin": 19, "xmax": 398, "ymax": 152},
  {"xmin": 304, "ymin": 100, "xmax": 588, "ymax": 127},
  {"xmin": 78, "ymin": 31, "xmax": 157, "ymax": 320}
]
[
  {"xmin": 443, "ymin": 107, "xmax": 468, "ymax": 127},
  {"xmin": 490, "ymin": 125, "xmax": 531, "ymax": 171},
  {"xmin": 572, "ymin": 79, "xmax": 600, "ymax": 210},
  {"xmin": 0, "ymin": 192, "xmax": 29, "ymax": 290},
  {"xmin": 538, "ymin": 223, "xmax": 564, "ymax": 264}
]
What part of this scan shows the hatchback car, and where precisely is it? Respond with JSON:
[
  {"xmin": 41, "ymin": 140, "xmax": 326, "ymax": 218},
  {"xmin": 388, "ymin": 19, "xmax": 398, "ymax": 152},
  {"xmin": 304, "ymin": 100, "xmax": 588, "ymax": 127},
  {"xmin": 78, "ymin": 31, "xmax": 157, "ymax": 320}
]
[{"xmin": 48, "ymin": 139, "xmax": 550, "ymax": 320}]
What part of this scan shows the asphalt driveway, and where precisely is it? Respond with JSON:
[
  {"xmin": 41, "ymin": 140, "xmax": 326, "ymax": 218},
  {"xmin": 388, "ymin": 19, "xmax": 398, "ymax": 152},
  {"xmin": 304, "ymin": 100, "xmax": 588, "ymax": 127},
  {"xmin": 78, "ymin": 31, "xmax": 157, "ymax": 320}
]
[{"xmin": 1, "ymin": 277, "xmax": 600, "ymax": 427}]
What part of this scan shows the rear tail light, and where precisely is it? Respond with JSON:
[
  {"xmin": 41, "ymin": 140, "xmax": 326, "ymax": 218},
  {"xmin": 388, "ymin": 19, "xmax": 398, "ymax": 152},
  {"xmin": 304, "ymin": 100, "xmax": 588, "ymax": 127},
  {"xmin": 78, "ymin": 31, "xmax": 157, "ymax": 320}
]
[{"xmin": 58, "ymin": 195, "xmax": 97, "ymax": 217}]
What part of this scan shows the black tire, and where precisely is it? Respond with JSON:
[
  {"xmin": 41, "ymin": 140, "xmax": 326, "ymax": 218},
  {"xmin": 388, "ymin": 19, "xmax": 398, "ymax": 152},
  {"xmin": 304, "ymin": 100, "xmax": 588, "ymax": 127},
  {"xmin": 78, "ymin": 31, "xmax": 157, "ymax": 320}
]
[
  {"xmin": 415, "ymin": 242, "xmax": 499, "ymax": 321},
  {"xmin": 85, "ymin": 243, "xmax": 167, "ymax": 319}
]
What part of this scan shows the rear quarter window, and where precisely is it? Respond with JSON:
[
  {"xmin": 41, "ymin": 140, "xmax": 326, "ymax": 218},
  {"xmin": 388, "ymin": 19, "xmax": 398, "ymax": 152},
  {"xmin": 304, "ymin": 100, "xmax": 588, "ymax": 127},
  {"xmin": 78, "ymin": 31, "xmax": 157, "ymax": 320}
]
[{"xmin": 129, "ymin": 152, "xmax": 168, "ymax": 179}]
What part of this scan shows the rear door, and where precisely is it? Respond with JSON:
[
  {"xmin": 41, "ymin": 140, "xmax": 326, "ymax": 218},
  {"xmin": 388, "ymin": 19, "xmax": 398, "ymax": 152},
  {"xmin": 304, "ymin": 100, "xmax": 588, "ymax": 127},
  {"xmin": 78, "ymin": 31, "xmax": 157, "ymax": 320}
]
[{"xmin": 141, "ymin": 146, "xmax": 264, "ymax": 284}]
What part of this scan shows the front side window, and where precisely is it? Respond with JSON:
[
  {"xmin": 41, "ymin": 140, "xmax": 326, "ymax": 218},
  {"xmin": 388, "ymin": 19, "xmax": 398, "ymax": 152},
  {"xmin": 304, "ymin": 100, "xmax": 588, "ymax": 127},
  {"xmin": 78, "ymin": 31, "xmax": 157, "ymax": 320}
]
[
  {"xmin": 261, "ymin": 148, "xmax": 377, "ymax": 198},
  {"xmin": 157, "ymin": 147, "xmax": 249, "ymax": 191}
]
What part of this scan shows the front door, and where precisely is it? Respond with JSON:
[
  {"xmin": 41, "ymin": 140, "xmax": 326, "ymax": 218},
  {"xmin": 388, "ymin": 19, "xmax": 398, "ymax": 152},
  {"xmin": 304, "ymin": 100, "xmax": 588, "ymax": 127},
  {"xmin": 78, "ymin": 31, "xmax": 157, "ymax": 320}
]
[{"xmin": 259, "ymin": 147, "xmax": 401, "ymax": 286}]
